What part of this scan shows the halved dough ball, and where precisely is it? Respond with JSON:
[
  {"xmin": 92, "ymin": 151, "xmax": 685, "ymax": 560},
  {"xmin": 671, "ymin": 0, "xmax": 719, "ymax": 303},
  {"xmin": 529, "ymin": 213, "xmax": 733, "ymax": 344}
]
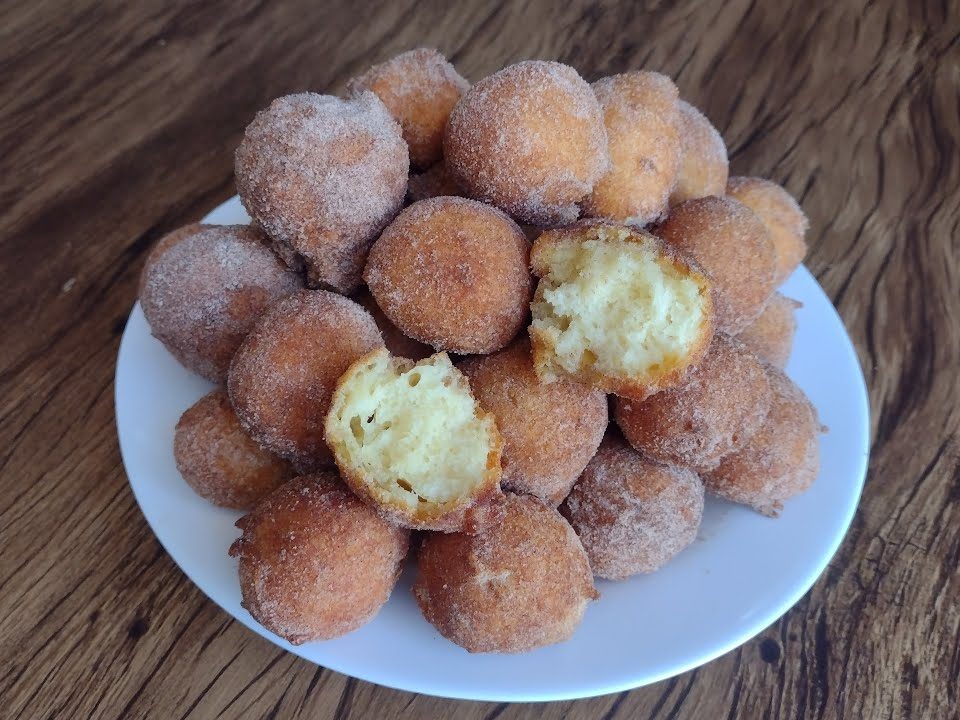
[
  {"xmin": 459, "ymin": 339, "xmax": 608, "ymax": 505},
  {"xmin": 529, "ymin": 222, "xmax": 713, "ymax": 400},
  {"xmin": 702, "ymin": 366, "xmax": 822, "ymax": 517},
  {"xmin": 139, "ymin": 224, "xmax": 302, "ymax": 382},
  {"xmin": 726, "ymin": 176, "xmax": 809, "ymax": 284},
  {"xmin": 325, "ymin": 349, "xmax": 504, "ymax": 532},
  {"xmin": 583, "ymin": 71, "xmax": 681, "ymax": 225},
  {"xmin": 735, "ymin": 292, "xmax": 800, "ymax": 368},
  {"xmin": 414, "ymin": 493, "xmax": 598, "ymax": 652},
  {"xmin": 669, "ymin": 100, "xmax": 728, "ymax": 205},
  {"xmin": 364, "ymin": 196, "xmax": 533, "ymax": 354},
  {"xmin": 230, "ymin": 474, "xmax": 409, "ymax": 644},
  {"xmin": 235, "ymin": 92, "xmax": 408, "ymax": 293},
  {"xmin": 444, "ymin": 60, "xmax": 609, "ymax": 225},
  {"xmin": 614, "ymin": 333, "xmax": 772, "ymax": 470},
  {"xmin": 656, "ymin": 196, "xmax": 778, "ymax": 333},
  {"xmin": 228, "ymin": 290, "xmax": 384, "ymax": 470},
  {"xmin": 348, "ymin": 48, "xmax": 469, "ymax": 170},
  {"xmin": 174, "ymin": 390, "xmax": 293, "ymax": 509},
  {"xmin": 561, "ymin": 434, "xmax": 704, "ymax": 579},
  {"xmin": 355, "ymin": 289, "xmax": 432, "ymax": 361}
]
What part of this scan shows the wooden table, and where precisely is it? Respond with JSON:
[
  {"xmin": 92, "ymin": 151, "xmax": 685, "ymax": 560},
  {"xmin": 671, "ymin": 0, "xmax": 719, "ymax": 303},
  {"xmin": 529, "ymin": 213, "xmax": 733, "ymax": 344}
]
[{"xmin": 2, "ymin": 1, "xmax": 957, "ymax": 718}]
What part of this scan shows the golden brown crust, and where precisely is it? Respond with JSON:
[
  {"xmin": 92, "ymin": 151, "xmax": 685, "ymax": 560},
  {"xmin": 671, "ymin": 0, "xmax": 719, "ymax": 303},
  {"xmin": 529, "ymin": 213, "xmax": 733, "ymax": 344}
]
[
  {"xmin": 229, "ymin": 473, "xmax": 410, "ymax": 644},
  {"xmin": 669, "ymin": 100, "xmax": 728, "ymax": 205},
  {"xmin": 583, "ymin": 71, "xmax": 681, "ymax": 225},
  {"xmin": 735, "ymin": 292, "xmax": 801, "ymax": 369},
  {"xmin": 354, "ymin": 289, "xmax": 433, "ymax": 360},
  {"xmin": 444, "ymin": 60, "xmax": 609, "ymax": 226},
  {"xmin": 725, "ymin": 176, "xmax": 809, "ymax": 285},
  {"xmin": 656, "ymin": 195, "xmax": 778, "ymax": 333},
  {"xmin": 529, "ymin": 221, "xmax": 714, "ymax": 401},
  {"xmin": 413, "ymin": 493, "xmax": 598, "ymax": 652},
  {"xmin": 702, "ymin": 365, "xmax": 822, "ymax": 516},
  {"xmin": 325, "ymin": 349, "xmax": 506, "ymax": 532},
  {"xmin": 174, "ymin": 390, "xmax": 293, "ymax": 509},
  {"xmin": 364, "ymin": 196, "xmax": 533, "ymax": 354},
  {"xmin": 234, "ymin": 92, "xmax": 408, "ymax": 293},
  {"xmin": 227, "ymin": 290, "xmax": 384, "ymax": 468},
  {"xmin": 613, "ymin": 334, "xmax": 773, "ymax": 470},
  {"xmin": 561, "ymin": 434, "xmax": 704, "ymax": 579},
  {"xmin": 139, "ymin": 223, "xmax": 302, "ymax": 383},
  {"xmin": 348, "ymin": 48, "xmax": 469, "ymax": 170},
  {"xmin": 459, "ymin": 339, "xmax": 608, "ymax": 505}
]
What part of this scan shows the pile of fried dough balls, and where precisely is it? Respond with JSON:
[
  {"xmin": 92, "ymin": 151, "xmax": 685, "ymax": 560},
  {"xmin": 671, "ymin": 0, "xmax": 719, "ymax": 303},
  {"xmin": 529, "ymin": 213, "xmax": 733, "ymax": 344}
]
[{"xmin": 140, "ymin": 48, "xmax": 823, "ymax": 653}]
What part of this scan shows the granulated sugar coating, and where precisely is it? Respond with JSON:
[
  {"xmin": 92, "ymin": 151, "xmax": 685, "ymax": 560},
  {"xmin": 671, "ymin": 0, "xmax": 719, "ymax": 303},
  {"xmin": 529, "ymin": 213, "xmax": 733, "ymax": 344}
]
[
  {"xmin": 703, "ymin": 365, "xmax": 822, "ymax": 517},
  {"xmin": 614, "ymin": 334, "xmax": 772, "ymax": 470},
  {"xmin": 726, "ymin": 176, "xmax": 809, "ymax": 285},
  {"xmin": 354, "ymin": 289, "xmax": 433, "ymax": 361},
  {"xmin": 735, "ymin": 292, "xmax": 801, "ymax": 369},
  {"xmin": 234, "ymin": 92, "xmax": 408, "ymax": 293},
  {"xmin": 364, "ymin": 196, "xmax": 533, "ymax": 354},
  {"xmin": 413, "ymin": 493, "xmax": 598, "ymax": 653},
  {"xmin": 582, "ymin": 71, "xmax": 681, "ymax": 226},
  {"xmin": 459, "ymin": 339, "xmax": 608, "ymax": 505},
  {"xmin": 230, "ymin": 474, "xmax": 409, "ymax": 644},
  {"xmin": 561, "ymin": 434, "xmax": 704, "ymax": 579},
  {"xmin": 139, "ymin": 223, "xmax": 302, "ymax": 383},
  {"xmin": 656, "ymin": 196, "xmax": 778, "ymax": 333},
  {"xmin": 669, "ymin": 100, "xmax": 728, "ymax": 206},
  {"xmin": 443, "ymin": 60, "xmax": 609, "ymax": 226},
  {"xmin": 174, "ymin": 390, "xmax": 293, "ymax": 510},
  {"xmin": 348, "ymin": 48, "xmax": 469, "ymax": 170},
  {"xmin": 406, "ymin": 162, "xmax": 464, "ymax": 203},
  {"xmin": 227, "ymin": 290, "xmax": 384, "ymax": 469}
]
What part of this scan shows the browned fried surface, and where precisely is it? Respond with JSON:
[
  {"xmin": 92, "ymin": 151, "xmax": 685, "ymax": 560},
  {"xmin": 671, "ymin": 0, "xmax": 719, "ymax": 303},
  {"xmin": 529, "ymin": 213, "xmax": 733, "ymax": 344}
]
[{"xmin": 735, "ymin": 292, "xmax": 801, "ymax": 368}]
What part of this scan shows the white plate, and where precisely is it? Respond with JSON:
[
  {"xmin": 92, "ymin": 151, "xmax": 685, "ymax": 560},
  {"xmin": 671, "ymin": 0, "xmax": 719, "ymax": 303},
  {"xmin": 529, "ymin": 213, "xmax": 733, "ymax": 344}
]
[{"xmin": 115, "ymin": 195, "xmax": 869, "ymax": 702}]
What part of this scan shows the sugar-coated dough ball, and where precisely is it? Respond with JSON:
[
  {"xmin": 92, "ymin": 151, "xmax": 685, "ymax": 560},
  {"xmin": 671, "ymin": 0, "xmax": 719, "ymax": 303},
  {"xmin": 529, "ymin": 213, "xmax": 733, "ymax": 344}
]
[
  {"xmin": 355, "ymin": 289, "xmax": 433, "ymax": 361},
  {"xmin": 669, "ymin": 100, "xmax": 728, "ymax": 205},
  {"xmin": 583, "ymin": 71, "xmax": 681, "ymax": 225},
  {"xmin": 614, "ymin": 334, "xmax": 772, "ymax": 470},
  {"xmin": 235, "ymin": 92, "xmax": 408, "ymax": 293},
  {"xmin": 726, "ymin": 176, "xmax": 809, "ymax": 285},
  {"xmin": 703, "ymin": 365, "xmax": 822, "ymax": 516},
  {"xmin": 444, "ymin": 60, "xmax": 609, "ymax": 226},
  {"xmin": 349, "ymin": 48, "xmax": 469, "ymax": 170},
  {"xmin": 656, "ymin": 196, "xmax": 778, "ymax": 333},
  {"xmin": 735, "ymin": 292, "xmax": 800, "ymax": 368},
  {"xmin": 364, "ymin": 196, "xmax": 533, "ymax": 354},
  {"xmin": 414, "ymin": 493, "xmax": 598, "ymax": 652},
  {"xmin": 230, "ymin": 474, "xmax": 409, "ymax": 644},
  {"xmin": 561, "ymin": 434, "xmax": 704, "ymax": 579},
  {"xmin": 459, "ymin": 339, "xmax": 607, "ymax": 505},
  {"xmin": 228, "ymin": 290, "xmax": 384, "ymax": 469},
  {"xmin": 139, "ymin": 224, "xmax": 302, "ymax": 382},
  {"xmin": 174, "ymin": 390, "xmax": 293, "ymax": 509}
]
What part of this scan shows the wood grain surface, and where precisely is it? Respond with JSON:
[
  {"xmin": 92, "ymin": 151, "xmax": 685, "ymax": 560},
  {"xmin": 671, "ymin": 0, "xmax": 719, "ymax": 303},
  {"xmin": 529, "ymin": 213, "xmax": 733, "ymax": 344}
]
[{"xmin": 1, "ymin": 1, "xmax": 957, "ymax": 718}]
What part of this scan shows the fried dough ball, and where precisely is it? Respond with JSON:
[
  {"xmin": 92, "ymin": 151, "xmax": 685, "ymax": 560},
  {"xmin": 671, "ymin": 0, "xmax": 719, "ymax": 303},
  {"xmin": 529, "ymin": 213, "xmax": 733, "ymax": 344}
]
[
  {"xmin": 139, "ymin": 224, "xmax": 302, "ymax": 382},
  {"xmin": 228, "ymin": 290, "xmax": 384, "ymax": 469},
  {"xmin": 414, "ymin": 493, "xmax": 598, "ymax": 652},
  {"xmin": 235, "ymin": 92, "xmax": 408, "ymax": 293},
  {"xmin": 726, "ymin": 176, "xmax": 809, "ymax": 284},
  {"xmin": 444, "ymin": 60, "xmax": 608, "ymax": 226},
  {"xmin": 529, "ymin": 222, "xmax": 713, "ymax": 400},
  {"xmin": 355, "ymin": 289, "xmax": 432, "ymax": 360},
  {"xmin": 174, "ymin": 390, "xmax": 293, "ymax": 509},
  {"xmin": 406, "ymin": 162, "xmax": 464, "ymax": 203},
  {"xmin": 582, "ymin": 71, "xmax": 681, "ymax": 225},
  {"xmin": 669, "ymin": 100, "xmax": 728, "ymax": 205},
  {"xmin": 656, "ymin": 196, "xmax": 777, "ymax": 333},
  {"xmin": 561, "ymin": 434, "xmax": 704, "ymax": 579},
  {"xmin": 736, "ymin": 292, "xmax": 800, "ymax": 368},
  {"xmin": 348, "ymin": 48, "xmax": 469, "ymax": 170},
  {"xmin": 230, "ymin": 474, "xmax": 409, "ymax": 644},
  {"xmin": 614, "ymin": 334, "xmax": 772, "ymax": 470},
  {"xmin": 325, "ymin": 349, "xmax": 504, "ymax": 532},
  {"xmin": 364, "ymin": 197, "xmax": 533, "ymax": 354},
  {"xmin": 459, "ymin": 339, "xmax": 607, "ymax": 505},
  {"xmin": 702, "ymin": 366, "xmax": 822, "ymax": 517}
]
